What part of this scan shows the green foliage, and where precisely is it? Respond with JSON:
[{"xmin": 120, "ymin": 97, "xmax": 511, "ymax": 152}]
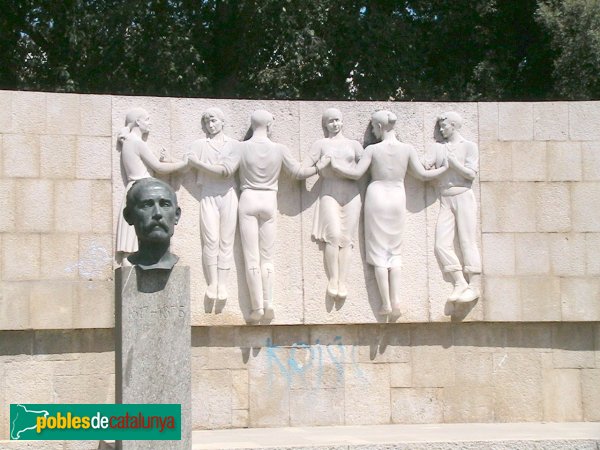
[
  {"xmin": 0, "ymin": 0, "xmax": 594, "ymax": 99},
  {"xmin": 537, "ymin": 0, "xmax": 600, "ymax": 99}
]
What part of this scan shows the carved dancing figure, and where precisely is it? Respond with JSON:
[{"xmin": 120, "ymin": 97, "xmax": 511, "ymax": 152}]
[
  {"xmin": 331, "ymin": 111, "xmax": 448, "ymax": 315},
  {"xmin": 194, "ymin": 110, "xmax": 329, "ymax": 323},
  {"xmin": 186, "ymin": 108, "xmax": 238, "ymax": 301},
  {"xmin": 115, "ymin": 108, "xmax": 187, "ymax": 265},
  {"xmin": 424, "ymin": 111, "xmax": 481, "ymax": 303},
  {"xmin": 307, "ymin": 108, "xmax": 363, "ymax": 300}
]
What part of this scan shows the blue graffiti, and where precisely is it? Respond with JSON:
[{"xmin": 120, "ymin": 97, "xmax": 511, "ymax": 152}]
[{"xmin": 265, "ymin": 336, "xmax": 364, "ymax": 388}]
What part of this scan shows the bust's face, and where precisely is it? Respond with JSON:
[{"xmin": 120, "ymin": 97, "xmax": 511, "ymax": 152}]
[
  {"xmin": 439, "ymin": 118, "xmax": 455, "ymax": 139},
  {"xmin": 204, "ymin": 115, "xmax": 224, "ymax": 136},
  {"xmin": 128, "ymin": 184, "xmax": 180, "ymax": 243}
]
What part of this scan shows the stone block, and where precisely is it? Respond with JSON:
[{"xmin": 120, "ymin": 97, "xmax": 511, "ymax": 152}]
[
  {"xmin": 483, "ymin": 277, "xmax": 521, "ymax": 321},
  {"xmin": 12, "ymin": 91, "xmax": 46, "ymax": 134},
  {"xmin": 453, "ymin": 351, "xmax": 494, "ymax": 385},
  {"xmin": 76, "ymin": 136, "xmax": 111, "ymax": 179},
  {"xmin": 2, "ymin": 234, "xmax": 40, "ymax": 281},
  {"xmin": 479, "ymin": 141, "xmax": 512, "ymax": 181},
  {"xmin": 535, "ymin": 183, "xmax": 571, "ymax": 232},
  {"xmin": 514, "ymin": 234, "xmax": 549, "ymax": 275},
  {"xmin": 192, "ymin": 369, "xmax": 232, "ymax": 429},
  {"xmin": 29, "ymin": 281, "xmax": 74, "ymax": 329},
  {"xmin": 511, "ymin": 141, "xmax": 547, "ymax": 181},
  {"xmin": 478, "ymin": 102, "xmax": 498, "ymax": 141},
  {"xmin": 231, "ymin": 369, "xmax": 248, "ymax": 410},
  {"xmin": 581, "ymin": 369, "xmax": 600, "ymax": 420},
  {"xmin": 533, "ymin": 102, "xmax": 569, "ymax": 141},
  {"xmin": 92, "ymin": 180, "xmax": 113, "ymax": 234},
  {"xmin": 586, "ymin": 233, "xmax": 600, "ymax": 275},
  {"xmin": 549, "ymin": 233, "xmax": 585, "ymax": 276},
  {"xmin": 547, "ymin": 142, "xmax": 582, "ymax": 181},
  {"xmin": 542, "ymin": 369, "xmax": 583, "ymax": 421},
  {"xmin": 390, "ymin": 363, "xmax": 411, "ymax": 387},
  {"xmin": 53, "ymin": 374, "xmax": 112, "ymax": 403},
  {"xmin": 272, "ymin": 326, "xmax": 310, "ymax": 346},
  {"xmin": 582, "ymin": 141, "xmax": 600, "ymax": 180},
  {"xmin": 0, "ymin": 282, "xmax": 30, "ymax": 330},
  {"xmin": 480, "ymin": 182, "xmax": 536, "ymax": 232},
  {"xmin": 560, "ymin": 278, "xmax": 600, "ymax": 321},
  {"xmin": 0, "ymin": 90, "xmax": 12, "ymax": 132},
  {"xmin": 391, "ymin": 388, "xmax": 443, "ymax": 423},
  {"xmin": 231, "ymin": 409, "xmax": 249, "ymax": 428},
  {"xmin": 116, "ymin": 266, "xmax": 191, "ymax": 449},
  {"xmin": 40, "ymin": 233, "xmax": 79, "ymax": 279},
  {"xmin": 0, "ymin": 179, "xmax": 16, "ymax": 232},
  {"xmin": 74, "ymin": 281, "xmax": 114, "ymax": 328},
  {"xmin": 248, "ymin": 351, "xmax": 290, "ymax": 427},
  {"xmin": 499, "ymin": 103, "xmax": 533, "ymax": 141},
  {"xmin": 80, "ymin": 94, "xmax": 111, "ymax": 136},
  {"xmin": 78, "ymin": 234, "xmax": 113, "ymax": 281},
  {"xmin": 357, "ymin": 326, "xmax": 410, "ymax": 364},
  {"xmin": 3, "ymin": 134, "xmax": 39, "ymax": 178},
  {"xmin": 290, "ymin": 388, "xmax": 344, "ymax": 426},
  {"xmin": 207, "ymin": 347, "xmax": 247, "ymax": 370},
  {"xmin": 411, "ymin": 346, "xmax": 454, "ymax": 388},
  {"xmin": 40, "ymin": 134, "xmax": 76, "ymax": 178},
  {"xmin": 4, "ymin": 359, "xmax": 54, "ymax": 404},
  {"xmin": 344, "ymin": 364, "xmax": 390, "ymax": 424},
  {"xmin": 54, "ymin": 180, "xmax": 92, "ymax": 232},
  {"xmin": 442, "ymin": 385, "xmax": 494, "ymax": 422},
  {"xmin": 552, "ymin": 323, "xmax": 596, "ymax": 368},
  {"xmin": 46, "ymin": 93, "xmax": 80, "ymax": 135},
  {"xmin": 453, "ymin": 323, "xmax": 507, "ymax": 351},
  {"xmin": 492, "ymin": 352, "xmax": 543, "ymax": 421},
  {"xmin": 569, "ymin": 101, "xmax": 600, "ymax": 140},
  {"xmin": 572, "ymin": 182, "xmax": 600, "ymax": 231},
  {"xmin": 16, "ymin": 179, "xmax": 54, "ymax": 232},
  {"xmin": 520, "ymin": 277, "xmax": 561, "ymax": 322},
  {"xmin": 481, "ymin": 233, "xmax": 515, "ymax": 276}
]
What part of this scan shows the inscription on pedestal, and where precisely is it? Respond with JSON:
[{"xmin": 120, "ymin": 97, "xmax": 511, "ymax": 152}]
[{"xmin": 115, "ymin": 266, "xmax": 191, "ymax": 450}]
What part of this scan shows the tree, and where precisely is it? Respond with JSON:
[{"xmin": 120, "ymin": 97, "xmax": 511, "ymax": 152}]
[{"xmin": 537, "ymin": 0, "xmax": 600, "ymax": 99}]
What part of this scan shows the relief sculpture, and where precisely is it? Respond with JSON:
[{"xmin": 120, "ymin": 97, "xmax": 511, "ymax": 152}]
[
  {"xmin": 424, "ymin": 111, "xmax": 481, "ymax": 303},
  {"xmin": 186, "ymin": 108, "xmax": 238, "ymax": 302},
  {"xmin": 308, "ymin": 108, "xmax": 363, "ymax": 301},
  {"xmin": 331, "ymin": 110, "xmax": 447, "ymax": 314}
]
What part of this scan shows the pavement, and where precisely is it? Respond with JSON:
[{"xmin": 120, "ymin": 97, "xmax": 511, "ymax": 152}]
[{"xmin": 191, "ymin": 422, "xmax": 600, "ymax": 449}]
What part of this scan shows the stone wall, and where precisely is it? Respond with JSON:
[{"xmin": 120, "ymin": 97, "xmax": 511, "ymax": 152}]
[{"xmin": 0, "ymin": 91, "xmax": 599, "ymax": 438}]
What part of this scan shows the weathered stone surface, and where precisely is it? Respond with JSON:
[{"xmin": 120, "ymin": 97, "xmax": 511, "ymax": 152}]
[
  {"xmin": 16, "ymin": 179, "xmax": 54, "ymax": 233},
  {"xmin": 492, "ymin": 352, "xmax": 543, "ymax": 421},
  {"xmin": 569, "ymin": 101, "xmax": 600, "ymax": 140},
  {"xmin": 543, "ymin": 369, "xmax": 583, "ymax": 421},
  {"xmin": 560, "ymin": 278, "xmax": 600, "ymax": 321},
  {"xmin": 582, "ymin": 142, "xmax": 600, "ymax": 180},
  {"xmin": 3, "ymin": 134, "xmax": 39, "ymax": 178},
  {"xmin": 520, "ymin": 277, "xmax": 561, "ymax": 321},
  {"xmin": 547, "ymin": 141, "xmax": 582, "ymax": 181},
  {"xmin": 46, "ymin": 93, "xmax": 80, "ymax": 135},
  {"xmin": 480, "ymin": 182, "xmax": 536, "ymax": 232},
  {"xmin": 40, "ymin": 135, "xmax": 76, "ymax": 179},
  {"xmin": 499, "ymin": 103, "xmax": 533, "ymax": 141},
  {"xmin": 511, "ymin": 141, "xmax": 547, "ymax": 181},
  {"xmin": 391, "ymin": 388, "xmax": 443, "ymax": 423},
  {"xmin": 482, "ymin": 233, "xmax": 515, "ymax": 276},
  {"xmin": 115, "ymin": 266, "xmax": 191, "ymax": 449},
  {"xmin": 534, "ymin": 102, "xmax": 569, "ymax": 141},
  {"xmin": 552, "ymin": 323, "xmax": 596, "ymax": 369},
  {"xmin": 2, "ymin": 233, "xmax": 40, "ymax": 281},
  {"xmin": 581, "ymin": 369, "xmax": 600, "ymax": 420},
  {"xmin": 479, "ymin": 141, "xmax": 512, "ymax": 181},
  {"xmin": 571, "ymin": 182, "xmax": 600, "ymax": 231},
  {"xmin": 514, "ymin": 233, "xmax": 549, "ymax": 275},
  {"xmin": 535, "ymin": 183, "xmax": 571, "ymax": 232}
]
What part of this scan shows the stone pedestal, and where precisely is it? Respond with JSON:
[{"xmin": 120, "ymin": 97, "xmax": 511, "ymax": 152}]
[{"xmin": 115, "ymin": 266, "xmax": 191, "ymax": 450}]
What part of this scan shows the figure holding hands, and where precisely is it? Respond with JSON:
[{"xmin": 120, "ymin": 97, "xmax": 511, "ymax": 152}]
[
  {"xmin": 186, "ymin": 108, "xmax": 238, "ymax": 302},
  {"xmin": 331, "ymin": 110, "xmax": 448, "ymax": 315},
  {"xmin": 308, "ymin": 108, "xmax": 363, "ymax": 300},
  {"xmin": 424, "ymin": 111, "xmax": 481, "ymax": 303},
  {"xmin": 116, "ymin": 108, "xmax": 187, "ymax": 265}
]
